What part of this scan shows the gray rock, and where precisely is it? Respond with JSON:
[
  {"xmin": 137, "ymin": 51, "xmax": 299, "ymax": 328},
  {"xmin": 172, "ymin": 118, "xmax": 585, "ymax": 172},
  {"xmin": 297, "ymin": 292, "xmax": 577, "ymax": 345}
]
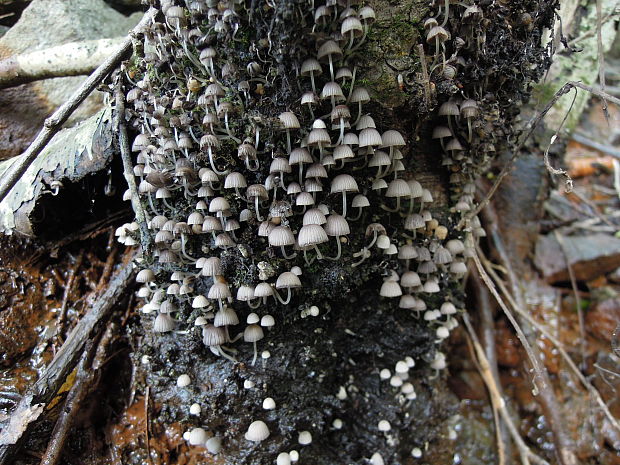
[
  {"xmin": 0, "ymin": 0, "xmax": 140, "ymax": 159},
  {"xmin": 535, "ymin": 233, "xmax": 620, "ymax": 283}
]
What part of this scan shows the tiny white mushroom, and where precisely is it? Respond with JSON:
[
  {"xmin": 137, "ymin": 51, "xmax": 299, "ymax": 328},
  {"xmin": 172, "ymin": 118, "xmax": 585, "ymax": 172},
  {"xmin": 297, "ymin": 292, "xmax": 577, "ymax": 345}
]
[
  {"xmin": 277, "ymin": 452, "xmax": 292, "ymax": 465},
  {"xmin": 332, "ymin": 418, "xmax": 343, "ymax": 429},
  {"xmin": 245, "ymin": 420, "xmax": 270, "ymax": 442},
  {"xmin": 177, "ymin": 374, "xmax": 191, "ymax": 387},
  {"xmin": 206, "ymin": 436, "xmax": 222, "ymax": 454},
  {"xmin": 411, "ymin": 447, "xmax": 423, "ymax": 458},
  {"xmin": 289, "ymin": 450, "xmax": 299, "ymax": 462},
  {"xmin": 378, "ymin": 420, "xmax": 391, "ymax": 432},
  {"xmin": 244, "ymin": 379, "xmax": 256, "ymax": 389},
  {"xmin": 379, "ymin": 368, "xmax": 391, "ymax": 380},
  {"xmin": 370, "ymin": 452, "xmax": 385, "ymax": 465},
  {"xmin": 189, "ymin": 403, "xmax": 201, "ymax": 415},
  {"xmin": 298, "ymin": 430, "xmax": 313, "ymax": 445},
  {"xmin": 309, "ymin": 305, "xmax": 320, "ymax": 316},
  {"xmin": 189, "ymin": 427, "xmax": 208, "ymax": 445},
  {"xmin": 263, "ymin": 397, "xmax": 276, "ymax": 410}
]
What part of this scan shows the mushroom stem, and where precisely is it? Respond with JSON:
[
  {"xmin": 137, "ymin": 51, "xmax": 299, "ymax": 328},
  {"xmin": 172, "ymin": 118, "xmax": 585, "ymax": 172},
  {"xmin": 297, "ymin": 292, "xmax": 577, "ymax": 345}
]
[
  {"xmin": 181, "ymin": 235, "xmax": 197, "ymax": 262},
  {"xmin": 441, "ymin": 0, "xmax": 450, "ymax": 27},
  {"xmin": 313, "ymin": 244, "xmax": 323, "ymax": 260},
  {"xmin": 351, "ymin": 248, "xmax": 370, "ymax": 267},
  {"xmin": 147, "ymin": 192, "xmax": 160, "ymax": 216},
  {"xmin": 251, "ymin": 341, "xmax": 258, "ymax": 366},
  {"xmin": 286, "ymin": 130, "xmax": 292, "ymax": 154},
  {"xmin": 348, "ymin": 207, "xmax": 363, "ymax": 221},
  {"xmin": 325, "ymin": 237, "xmax": 342, "ymax": 260},
  {"xmin": 352, "ymin": 101, "xmax": 363, "ymax": 127},
  {"xmin": 310, "ymin": 73, "xmax": 317, "ymax": 94},
  {"xmin": 280, "ymin": 245, "xmax": 297, "ymax": 259},
  {"xmin": 303, "ymin": 248, "xmax": 315, "ymax": 266},
  {"xmin": 254, "ymin": 196, "xmax": 263, "ymax": 221},
  {"xmin": 341, "ymin": 191, "xmax": 348, "ymax": 217},
  {"xmin": 208, "ymin": 147, "xmax": 227, "ymax": 176},
  {"xmin": 328, "ymin": 55, "xmax": 335, "ymax": 81},
  {"xmin": 274, "ymin": 287, "xmax": 291, "ymax": 305},
  {"xmin": 366, "ymin": 229, "xmax": 378, "ymax": 249},
  {"xmin": 380, "ymin": 197, "xmax": 401, "ymax": 212}
]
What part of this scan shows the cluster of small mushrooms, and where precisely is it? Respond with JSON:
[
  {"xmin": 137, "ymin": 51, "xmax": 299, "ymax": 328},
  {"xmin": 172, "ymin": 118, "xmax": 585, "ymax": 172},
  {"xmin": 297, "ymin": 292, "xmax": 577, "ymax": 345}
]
[{"xmin": 113, "ymin": 0, "xmax": 493, "ymax": 462}]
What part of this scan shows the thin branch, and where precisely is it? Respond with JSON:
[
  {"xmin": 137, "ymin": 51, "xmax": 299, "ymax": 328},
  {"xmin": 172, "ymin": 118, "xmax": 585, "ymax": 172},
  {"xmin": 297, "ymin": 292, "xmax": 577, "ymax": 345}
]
[
  {"xmin": 0, "ymin": 38, "xmax": 125, "ymax": 89},
  {"xmin": 114, "ymin": 78, "xmax": 153, "ymax": 253},
  {"xmin": 0, "ymin": 7, "xmax": 157, "ymax": 206},
  {"xmin": 39, "ymin": 321, "xmax": 116, "ymax": 465},
  {"xmin": 0, "ymin": 257, "xmax": 135, "ymax": 465},
  {"xmin": 477, "ymin": 247, "xmax": 620, "ymax": 435},
  {"xmin": 462, "ymin": 313, "xmax": 550, "ymax": 465}
]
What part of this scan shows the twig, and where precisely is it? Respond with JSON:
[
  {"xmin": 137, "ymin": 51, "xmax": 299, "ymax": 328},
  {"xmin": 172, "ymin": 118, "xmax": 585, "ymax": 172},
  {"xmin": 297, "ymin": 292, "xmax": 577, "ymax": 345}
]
[
  {"xmin": 114, "ymin": 79, "xmax": 153, "ymax": 253},
  {"xmin": 0, "ymin": 7, "xmax": 157, "ymax": 205},
  {"xmin": 39, "ymin": 322, "xmax": 116, "ymax": 465},
  {"xmin": 57, "ymin": 251, "xmax": 84, "ymax": 332},
  {"xmin": 417, "ymin": 44, "xmax": 430, "ymax": 106},
  {"xmin": 145, "ymin": 386, "xmax": 153, "ymax": 465},
  {"xmin": 477, "ymin": 247, "xmax": 620, "ymax": 435},
  {"xmin": 462, "ymin": 313, "xmax": 550, "ymax": 465},
  {"xmin": 0, "ymin": 38, "xmax": 125, "ymax": 89},
  {"xmin": 472, "ymin": 246, "xmax": 576, "ymax": 465},
  {"xmin": 0, "ymin": 256, "xmax": 135, "ymax": 465},
  {"xmin": 553, "ymin": 231, "xmax": 586, "ymax": 370},
  {"xmin": 459, "ymin": 80, "xmax": 620, "ymax": 230},
  {"xmin": 470, "ymin": 267, "xmax": 508, "ymax": 465},
  {"xmin": 571, "ymin": 132, "xmax": 620, "ymax": 159},
  {"xmin": 595, "ymin": 0, "xmax": 608, "ymax": 119}
]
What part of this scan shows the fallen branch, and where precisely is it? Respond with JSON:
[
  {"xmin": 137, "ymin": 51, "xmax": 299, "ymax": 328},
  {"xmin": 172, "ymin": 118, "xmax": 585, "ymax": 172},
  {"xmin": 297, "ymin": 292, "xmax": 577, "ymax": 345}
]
[
  {"xmin": 0, "ymin": 257, "xmax": 135, "ymax": 465},
  {"xmin": 477, "ymin": 247, "xmax": 620, "ymax": 435},
  {"xmin": 40, "ymin": 321, "xmax": 116, "ymax": 465},
  {"xmin": 0, "ymin": 38, "xmax": 125, "ymax": 89},
  {"xmin": 0, "ymin": 7, "xmax": 157, "ymax": 206},
  {"xmin": 114, "ymin": 78, "xmax": 153, "ymax": 253},
  {"xmin": 462, "ymin": 313, "xmax": 550, "ymax": 465}
]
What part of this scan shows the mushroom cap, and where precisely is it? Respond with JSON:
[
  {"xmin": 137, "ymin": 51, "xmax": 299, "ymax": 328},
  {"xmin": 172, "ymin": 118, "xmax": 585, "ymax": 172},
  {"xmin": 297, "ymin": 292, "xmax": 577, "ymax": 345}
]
[
  {"xmin": 224, "ymin": 172, "xmax": 247, "ymax": 189},
  {"xmin": 398, "ymin": 244, "xmax": 418, "ymax": 259},
  {"xmin": 192, "ymin": 295, "xmax": 210, "ymax": 309},
  {"xmin": 380, "ymin": 280, "xmax": 402, "ymax": 297},
  {"xmin": 325, "ymin": 214, "xmax": 350, "ymax": 236},
  {"xmin": 245, "ymin": 420, "xmax": 270, "ymax": 441},
  {"xmin": 202, "ymin": 216, "xmax": 223, "ymax": 232},
  {"xmin": 335, "ymin": 67, "xmax": 353, "ymax": 80},
  {"xmin": 153, "ymin": 313, "xmax": 175, "ymax": 332},
  {"xmin": 244, "ymin": 324, "xmax": 265, "ymax": 342},
  {"xmin": 341, "ymin": 15, "xmax": 363, "ymax": 36},
  {"xmin": 289, "ymin": 147, "xmax": 312, "ymax": 165},
  {"xmin": 270, "ymin": 157, "xmax": 292, "ymax": 174},
  {"xmin": 261, "ymin": 314, "xmax": 276, "ymax": 327},
  {"xmin": 351, "ymin": 194, "xmax": 370, "ymax": 208},
  {"xmin": 276, "ymin": 271, "xmax": 302, "ymax": 289},
  {"xmin": 303, "ymin": 208, "xmax": 327, "ymax": 225},
  {"xmin": 254, "ymin": 282, "xmax": 274, "ymax": 297},
  {"xmin": 279, "ymin": 111, "xmax": 301, "ymax": 129},
  {"xmin": 301, "ymin": 58, "xmax": 322, "ymax": 76},
  {"xmin": 368, "ymin": 150, "xmax": 391, "ymax": 168},
  {"xmin": 237, "ymin": 285, "xmax": 255, "ymax": 301},
  {"xmin": 268, "ymin": 226, "xmax": 295, "ymax": 247},
  {"xmin": 211, "ymin": 304, "xmax": 238, "ymax": 327},
  {"xmin": 356, "ymin": 114, "xmax": 376, "ymax": 129},
  {"xmin": 381, "ymin": 130, "xmax": 406, "ymax": 147},
  {"xmin": 188, "ymin": 427, "xmax": 208, "ymax": 446},
  {"xmin": 399, "ymin": 294, "xmax": 417, "ymax": 309},
  {"xmin": 333, "ymin": 144, "xmax": 355, "ymax": 161},
  {"xmin": 202, "ymin": 324, "xmax": 227, "ymax": 346},
  {"xmin": 386, "ymin": 178, "xmax": 411, "ymax": 198},
  {"xmin": 306, "ymin": 163, "xmax": 328, "ymax": 178},
  {"xmin": 401, "ymin": 271, "xmax": 421, "ymax": 288},
  {"xmin": 247, "ymin": 312, "xmax": 260, "ymax": 324},
  {"xmin": 209, "ymin": 197, "xmax": 230, "ymax": 213},
  {"xmin": 426, "ymin": 25, "xmax": 450, "ymax": 43},
  {"xmin": 350, "ymin": 86, "xmax": 370, "ymax": 103},
  {"xmin": 317, "ymin": 40, "xmax": 343, "ymax": 61},
  {"xmin": 446, "ymin": 239, "xmax": 465, "ymax": 255},
  {"xmin": 298, "ymin": 224, "xmax": 328, "ymax": 247},
  {"xmin": 358, "ymin": 128, "xmax": 383, "ymax": 147},
  {"xmin": 308, "ymin": 128, "xmax": 331, "ymax": 146},
  {"xmin": 321, "ymin": 81, "xmax": 345, "ymax": 101},
  {"xmin": 246, "ymin": 184, "xmax": 268, "ymax": 200},
  {"xmin": 208, "ymin": 281, "xmax": 231, "ymax": 299},
  {"xmin": 343, "ymin": 132, "xmax": 359, "ymax": 145},
  {"xmin": 330, "ymin": 174, "xmax": 359, "ymax": 194},
  {"xmin": 296, "ymin": 191, "xmax": 315, "ymax": 206}
]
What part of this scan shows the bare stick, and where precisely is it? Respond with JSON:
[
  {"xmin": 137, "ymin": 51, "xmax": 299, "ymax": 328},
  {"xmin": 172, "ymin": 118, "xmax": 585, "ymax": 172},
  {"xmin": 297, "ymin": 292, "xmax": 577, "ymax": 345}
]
[
  {"xmin": 114, "ymin": 79, "xmax": 153, "ymax": 253},
  {"xmin": 0, "ymin": 7, "xmax": 157, "ymax": 205},
  {"xmin": 417, "ymin": 44, "xmax": 430, "ymax": 106},
  {"xmin": 39, "ymin": 322, "xmax": 116, "ymax": 465},
  {"xmin": 0, "ymin": 38, "xmax": 125, "ymax": 89},
  {"xmin": 478, "ymin": 247, "xmax": 620, "ymax": 434},
  {"xmin": 462, "ymin": 313, "xmax": 550, "ymax": 465},
  {"xmin": 0, "ymin": 257, "xmax": 135, "ymax": 465}
]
